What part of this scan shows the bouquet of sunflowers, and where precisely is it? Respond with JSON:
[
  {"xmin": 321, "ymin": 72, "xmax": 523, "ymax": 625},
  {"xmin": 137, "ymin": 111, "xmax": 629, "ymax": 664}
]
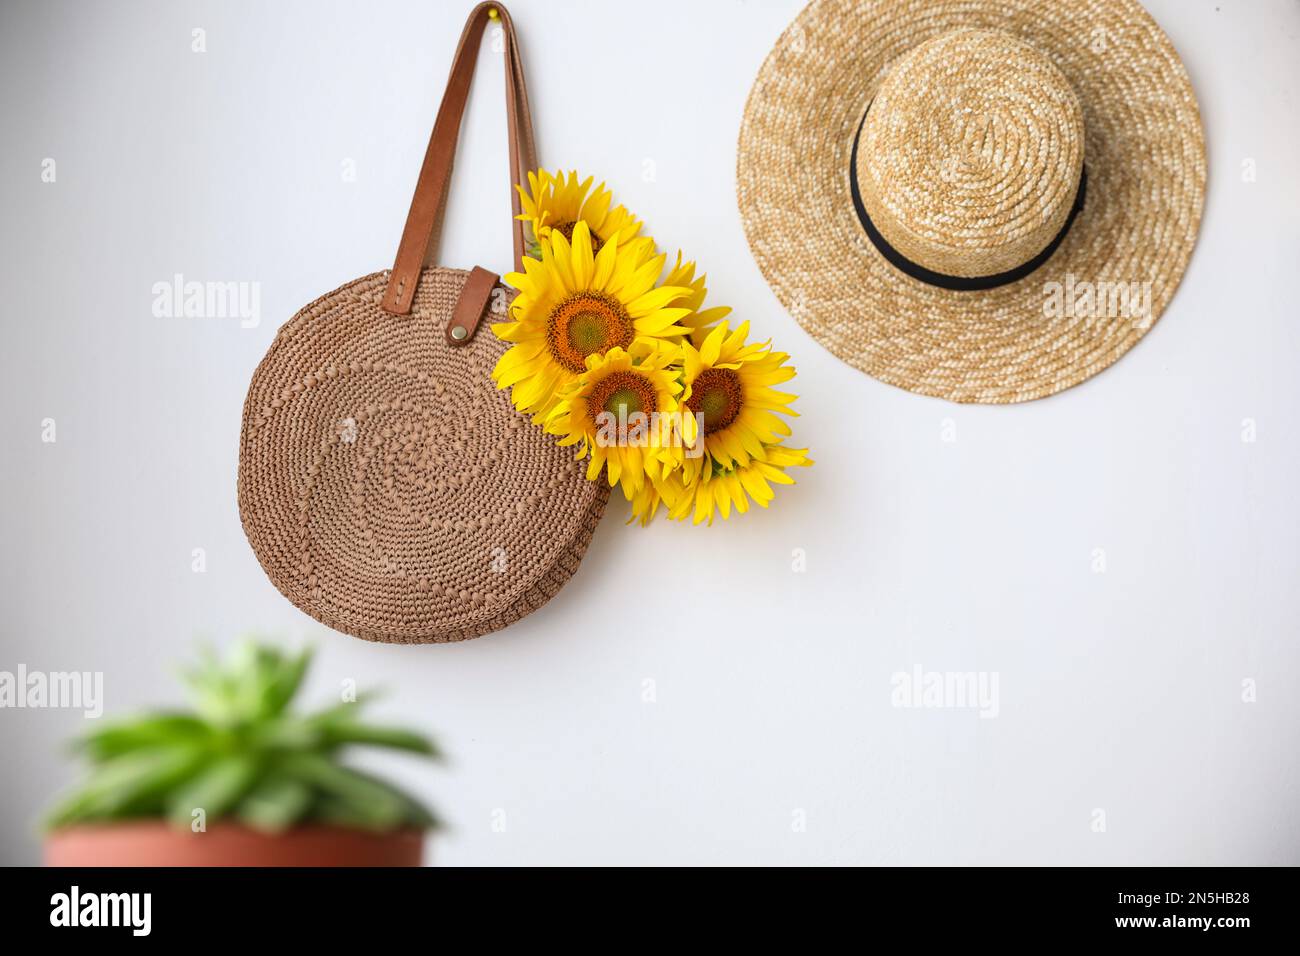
[{"xmin": 492, "ymin": 170, "xmax": 812, "ymax": 526}]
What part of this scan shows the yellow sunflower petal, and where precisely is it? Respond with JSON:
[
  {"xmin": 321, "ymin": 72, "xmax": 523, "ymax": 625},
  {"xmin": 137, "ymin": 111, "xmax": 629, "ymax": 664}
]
[
  {"xmin": 570, "ymin": 221, "xmax": 595, "ymax": 289},
  {"xmin": 591, "ymin": 232, "xmax": 619, "ymax": 288}
]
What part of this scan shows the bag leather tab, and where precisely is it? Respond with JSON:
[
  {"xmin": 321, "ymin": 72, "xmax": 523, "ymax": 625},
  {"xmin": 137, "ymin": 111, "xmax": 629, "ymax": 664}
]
[{"xmin": 447, "ymin": 266, "xmax": 499, "ymax": 346}]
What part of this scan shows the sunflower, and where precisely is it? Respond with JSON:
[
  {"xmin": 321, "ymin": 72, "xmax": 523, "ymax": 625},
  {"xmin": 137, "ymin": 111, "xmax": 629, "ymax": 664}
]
[
  {"xmin": 492, "ymin": 222, "xmax": 693, "ymax": 421},
  {"xmin": 663, "ymin": 253, "xmax": 732, "ymax": 345},
  {"xmin": 666, "ymin": 442, "xmax": 813, "ymax": 526},
  {"xmin": 679, "ymin": 321, "xmax": 799, "ymax": 479},
  {"xmin": 517, "ymin": 169, "xmax": 644, "ymax": 254},
  {"xmin": 543, "ymin": 340, "xmax": 686, "ymax": 504},
  {"xmin": 626, "ymin": 477, "xmax": 669, "ymax": 527}
]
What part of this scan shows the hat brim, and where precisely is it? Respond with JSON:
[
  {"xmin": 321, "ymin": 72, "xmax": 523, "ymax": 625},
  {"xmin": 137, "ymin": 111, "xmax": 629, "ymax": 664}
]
[{"xmin": 737, "ymin": 0, "xmax": 1206, "ymax": 403}]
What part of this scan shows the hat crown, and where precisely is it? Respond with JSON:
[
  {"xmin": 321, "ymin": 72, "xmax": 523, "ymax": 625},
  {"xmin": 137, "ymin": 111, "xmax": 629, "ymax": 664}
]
[{"xmin": 855, "ymin": 29, "xmax": 1084, "ymax": 279}]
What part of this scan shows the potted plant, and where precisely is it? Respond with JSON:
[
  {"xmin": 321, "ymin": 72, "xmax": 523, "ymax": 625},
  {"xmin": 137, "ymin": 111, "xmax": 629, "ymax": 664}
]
[{"xmin": 44, "ymin": 641, "xmax": 440, "ymax": 866}]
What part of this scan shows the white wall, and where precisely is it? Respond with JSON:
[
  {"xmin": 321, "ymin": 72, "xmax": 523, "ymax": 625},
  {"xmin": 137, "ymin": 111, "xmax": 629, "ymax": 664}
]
[{"xmin": 1, "ymin": 0, "xmax": 1298, "ymax": 865}]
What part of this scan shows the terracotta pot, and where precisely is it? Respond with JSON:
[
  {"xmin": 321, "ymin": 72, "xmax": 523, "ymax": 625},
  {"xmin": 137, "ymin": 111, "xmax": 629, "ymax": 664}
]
[{"xmin": 45, "ymin": 822, "xmax": 425, "ymax": 867}]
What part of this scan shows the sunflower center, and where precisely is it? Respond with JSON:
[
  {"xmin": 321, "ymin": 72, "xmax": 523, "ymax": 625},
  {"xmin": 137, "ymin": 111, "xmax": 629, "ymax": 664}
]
[
  {"xmin": 554, "ymin": 220, "xmax": 605, "ymax": 253},
  {"xmin": 687, "ymin": 367, "xmax": 743, "ymax": 434},
  {"xmin": 588, "ymin": 370, "xmax": 658, "ymax": 421},
  {"xmin": 547, "ymin": 293, "xmax": 633, "ymax": 372}
]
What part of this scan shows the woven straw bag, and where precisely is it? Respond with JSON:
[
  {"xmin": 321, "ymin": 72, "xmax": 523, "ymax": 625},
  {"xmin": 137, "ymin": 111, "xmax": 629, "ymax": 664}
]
[{"xmin": 238, "ymin": 3, "xmax": 608, "ymax": 644}]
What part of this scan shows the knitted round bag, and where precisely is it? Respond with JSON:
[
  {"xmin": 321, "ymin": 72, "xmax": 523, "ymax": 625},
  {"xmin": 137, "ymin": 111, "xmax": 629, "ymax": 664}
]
[{"xmin": 238, "ymin": 3, "xmax": 608, "ymax": 644}]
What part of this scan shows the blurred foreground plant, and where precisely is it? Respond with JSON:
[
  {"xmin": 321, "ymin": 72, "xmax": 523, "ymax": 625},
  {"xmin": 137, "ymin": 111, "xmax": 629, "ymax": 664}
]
[{"xmin": 47, "ymin": 641, "xmax": 440, "ymax": 833}]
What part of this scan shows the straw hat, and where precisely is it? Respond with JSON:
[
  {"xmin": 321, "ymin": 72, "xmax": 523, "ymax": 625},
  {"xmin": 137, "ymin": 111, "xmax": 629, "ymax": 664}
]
[{"xmin": 737, "ymin": 0, "xmax": 1206, "ymax": 403}]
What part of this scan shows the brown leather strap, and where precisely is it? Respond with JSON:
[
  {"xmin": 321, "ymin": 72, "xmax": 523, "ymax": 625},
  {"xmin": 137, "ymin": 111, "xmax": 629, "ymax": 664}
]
[
  {"xmin": 446, "ymin": 266, "xmax": 499, "ymax": 346},
  {"xmin": 382, "ymin": 3, "xmax": 535, "ymax": 315}
]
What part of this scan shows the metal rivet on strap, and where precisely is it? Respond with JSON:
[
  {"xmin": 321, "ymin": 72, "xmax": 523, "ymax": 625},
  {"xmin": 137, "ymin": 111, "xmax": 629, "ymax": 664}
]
[{"xmin": 451, "ymin": 326, "xmax": 468, "ymax": 341}]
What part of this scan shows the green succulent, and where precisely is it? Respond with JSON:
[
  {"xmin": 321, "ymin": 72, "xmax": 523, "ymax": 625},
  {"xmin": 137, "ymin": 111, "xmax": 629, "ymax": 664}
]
[{"xmin": 46, "ymin": 641, "xmax": 441, "ymax": 834}]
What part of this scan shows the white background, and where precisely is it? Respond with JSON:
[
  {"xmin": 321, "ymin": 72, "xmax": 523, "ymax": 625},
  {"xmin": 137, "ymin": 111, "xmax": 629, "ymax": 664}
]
[{"xmin": 2, "ymin": 0, "xmax": 1298, "ymax": 865}]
